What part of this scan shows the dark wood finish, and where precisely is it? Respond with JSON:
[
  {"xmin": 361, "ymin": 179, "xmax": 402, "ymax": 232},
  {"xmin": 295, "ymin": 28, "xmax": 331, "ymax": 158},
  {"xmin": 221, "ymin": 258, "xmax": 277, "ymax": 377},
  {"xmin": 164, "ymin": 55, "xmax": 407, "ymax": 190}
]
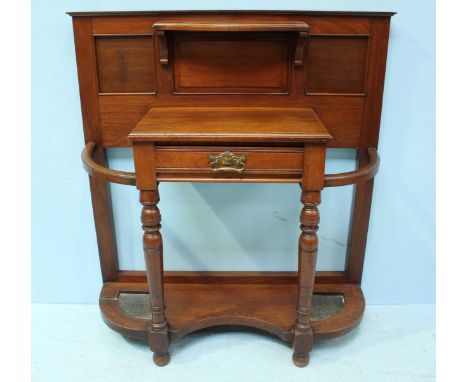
[
  {"xmin": 308, "ymin": 16, "xmax": 371, "ymax": 34},
  {"xmin": 130, "ymin": 107, "xmax": 330, "ymax": 365},
  {"xmin": 95, "ymin": 35, "xmax": 155, "ymax": 94},
  {"xmin": 87, "ymin": 148, "xmax": 119, "ymax": 282},
  {"xmin": 346, "ymin": 18, "xmax": 391, "ymax": 284},
  {"xmin": 72, "ymin": 17, "xmax": 119, "ymax": 282},
  {"xmin": 68, "ymin": 11, "xmax": 396, "ymax": 17},
  {"xmin": 70, "ymin": 12, "xmax": 391, "ymax": 150},
  {"xmin": 140, "ymin": 190, "xmax": 170, "ymax": 366},
  {"xmin": 307, "ymin": 36, "xmax": 369, "ymax": 94},
  {"xmin": 72, "ymin": 17, "xmax": 101, "ymax": 143},
  {"xmin": 154, "ymin": 145, "xmax": 303, "ymax": 181},
  {"xmin": 324, "ymin": 147, "xmax": 379, "ymax": 187},
  {"xmin": 116, "ymin": 270, "xmax": 347, "ymax": 284},
  {"xmin": 82, "ymin": 142, "xmax": 136, "ymax": 185},
  {"xmin": 293, "ymin": 144, "xmax": 326, "ymax": 366},
  {"xmin": 295, "ymin": 31, "xmax": 308, "ymax": 66},
  {"xmin": 155, "ymin": 31, "xmax": 168, "ymax": 65},
  {"xmin": 153, "ymin": 21, "xmax": 309, "ymax": 32},
  {"xmin": 129, "ymin": 107, "xmax": 331, "ymax": 143},
  {"xmin": 153, "ymin": 21, "xmax": 309, "ymax": 69},
  {"xmin": 98, "ymin": 95, "xmax": 364, "ymax": 148},
  {"xmin": 82, "ymin": 143, "xmax": 379, "ymax": 186},
  {"xmin": 70, "ymin": 10, "xmax": 393, "ymax": 367},
  {"xmin": 99, "ymin": 281, "xmax": 365, "ymax": 342},
  {"xmin": 172, "ymin": 33, "xmax": 291, "ymax": 94}
]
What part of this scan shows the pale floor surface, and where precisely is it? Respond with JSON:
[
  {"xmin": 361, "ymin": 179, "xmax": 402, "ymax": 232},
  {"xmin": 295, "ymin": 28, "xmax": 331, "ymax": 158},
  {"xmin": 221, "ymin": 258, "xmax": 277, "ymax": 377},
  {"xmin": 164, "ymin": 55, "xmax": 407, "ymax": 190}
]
[{"xmin": 32, "ymin": 304, "xmax": 435, "ymax": 382}]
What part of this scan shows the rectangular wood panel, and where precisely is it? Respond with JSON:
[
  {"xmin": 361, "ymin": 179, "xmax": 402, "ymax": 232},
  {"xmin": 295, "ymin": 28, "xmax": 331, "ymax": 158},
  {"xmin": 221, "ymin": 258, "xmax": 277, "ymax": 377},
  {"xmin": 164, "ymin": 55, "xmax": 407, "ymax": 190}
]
[
  {"xmin": 173, "ymin": 33, "xmax": 290, "ymax": 94},
  {"xmin": 98, "ymin": 95, "xmax": 364, "ymax": 148},
  {"xmin": 95, "ymin": 35, "xmax": 156, "ymax": 94},
  {"xmin": 307, "ymin": 36, "xmax": 369, "ymax": 94},
  {"xmin": 308, "ymin": 17, "xmax": 371, "ymax": 34}
]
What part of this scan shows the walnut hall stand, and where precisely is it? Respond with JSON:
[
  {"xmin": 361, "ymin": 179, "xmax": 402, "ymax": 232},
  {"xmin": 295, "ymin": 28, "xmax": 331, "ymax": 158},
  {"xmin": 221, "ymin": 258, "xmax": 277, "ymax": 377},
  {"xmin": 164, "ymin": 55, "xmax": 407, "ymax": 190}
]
[{"xmin": 70, "ymin": 10, "xmax": 393, "ymax": 367}]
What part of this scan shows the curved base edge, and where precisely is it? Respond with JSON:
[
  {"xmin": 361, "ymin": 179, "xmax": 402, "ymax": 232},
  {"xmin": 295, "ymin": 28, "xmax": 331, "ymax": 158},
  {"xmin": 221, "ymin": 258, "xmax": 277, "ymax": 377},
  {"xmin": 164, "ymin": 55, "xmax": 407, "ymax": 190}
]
[{"xmin": 99, "ymin": 281, "xmax": 365, "ymax": 344}]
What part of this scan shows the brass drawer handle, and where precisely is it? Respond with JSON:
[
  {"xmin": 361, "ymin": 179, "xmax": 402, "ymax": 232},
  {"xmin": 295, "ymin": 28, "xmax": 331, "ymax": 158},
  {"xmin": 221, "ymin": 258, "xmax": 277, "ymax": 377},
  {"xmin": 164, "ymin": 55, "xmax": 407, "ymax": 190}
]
[{"xmin": 208, "ymin": 151, "xmax": 246, "ymax": 173}]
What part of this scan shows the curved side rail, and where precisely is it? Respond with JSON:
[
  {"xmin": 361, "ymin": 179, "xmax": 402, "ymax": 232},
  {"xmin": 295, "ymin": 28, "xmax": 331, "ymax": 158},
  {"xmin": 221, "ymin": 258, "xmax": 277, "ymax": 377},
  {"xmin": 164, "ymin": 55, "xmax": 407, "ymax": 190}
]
[
  {"xmin": 82, "ymin": 142, "xmax": 136, "ymax": 186},
  {"xmin": 324, "ymin": 147, "xmax": 379, "ymax": 187},
  {"xmin": 82, "ymin": 142, "xmax": 379, "ymax": 188}
]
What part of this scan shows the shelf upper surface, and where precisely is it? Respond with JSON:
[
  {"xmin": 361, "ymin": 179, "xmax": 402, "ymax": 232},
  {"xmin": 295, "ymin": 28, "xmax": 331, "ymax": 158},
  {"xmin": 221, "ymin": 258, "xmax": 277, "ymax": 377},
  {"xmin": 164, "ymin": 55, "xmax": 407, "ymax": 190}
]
[
  {"xmin": 152, "ymin": 21, "xmax": 310, "ymax": 32},
  {"xmin": 128, "ymin": 107, "xmax": 333, "ymax": 144},
  {"xmin": 68, "ymin": 10, "xmax": 396, "ymax": 17}
]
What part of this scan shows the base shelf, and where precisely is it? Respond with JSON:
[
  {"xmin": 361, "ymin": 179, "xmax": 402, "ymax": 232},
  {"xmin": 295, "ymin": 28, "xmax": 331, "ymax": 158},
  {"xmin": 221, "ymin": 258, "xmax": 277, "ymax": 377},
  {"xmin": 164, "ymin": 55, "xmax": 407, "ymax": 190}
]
[{"xmin": 100, "ymin": 278, "xmax": 364, "ymax": 343}]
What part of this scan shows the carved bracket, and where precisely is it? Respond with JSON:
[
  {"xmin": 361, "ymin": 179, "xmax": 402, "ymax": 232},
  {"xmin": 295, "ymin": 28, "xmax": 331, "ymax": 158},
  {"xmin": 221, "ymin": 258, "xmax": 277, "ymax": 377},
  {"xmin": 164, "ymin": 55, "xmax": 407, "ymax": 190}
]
[
  {"xmin": 156, "ymin": 31, "xmax": 168, "ymax": 65},
  {"xmin": 153, "ymin": 21, "xmax": 310, "ymax": 67},
  {"xmin": 294, "ymin": 32, "xmax": 308, "ymax": 67}
]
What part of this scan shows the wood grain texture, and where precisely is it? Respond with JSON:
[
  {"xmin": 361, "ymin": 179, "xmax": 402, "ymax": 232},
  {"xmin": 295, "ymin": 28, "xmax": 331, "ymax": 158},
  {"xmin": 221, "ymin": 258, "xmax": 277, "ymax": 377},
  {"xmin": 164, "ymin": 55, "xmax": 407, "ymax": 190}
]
[
  {"xmin": 81, "ymin": 144, "xmax": 379, "ymax": 187},
  {"xmin": 133, "ymin": 142, "xmax": 156, "ymax": 190},
  {"xmin": 173, "ymin": 34, "xmax": 290, "ymax": 94},
  {"xmin": 95, "ymin": 35, "xmax": 156, "ymax": 94},
  {"xmin": 72, "ymin": 17, "xmax": 101, "ymax": 142},
  {"xmin": 129, "ymin": 107, "xmax": 332, "ymax": 143},
  {"xmin": 153, "ymin": 21, "xmax": 309, "ymax": 32},
  {"xmin": 69, "ymin": 10, "xmax": 396, "ymax": 17},
  {"xmin": 307, "ymin": 36, "xmax": 369, "ymax": 94},
  {"xmin": 87, "ymin": 148, "xmax": 119, "ymax": 282},
  {"xmin": 72, "ymin": 17, "xmax": 119, "ymax": 282},
  {"xmin": 324, "ymin": 147, "xmax": 379, "ymax": 187},
  {"xmin": 346, "ymin": 17, "xmax": 391, "ymax": 284},
  {"xmin": 155, "ymin": 146, "xmax": 303, "ymax": 175},
  {"xmin": 82, "ymin": 142, "xmax": 136, "ymax": 185},
  {"xmin": 99, "ymin": 281, "xmax": 365, "ymax": 342},
  {"xmin": 98, "ymin": 96, "xmax": 364, "ymax": 148},
  {"xmin": 140, "ymin": 190, "xmax": 170, "ymax": 366},
  {"xmin": 307, "ymin": 16, "xmax": 371, "ymax": 34},
  {"xmin": 70, "ymin": 10, "xmax": 394, "ymax": 367},
  {"xmin": 129, "ymin": 105, "xmax": 329, "ymax": 366},
  {"xmin": 115, "ymin": 270, "xmax": 347, "ymax": 285},
  {"xmin": 153, "ymin": 22, "xmax": 308, "ymax": 71},
  {"xmin": 71, "ymin": 13, "xmax": 383, "ymax": 149}
]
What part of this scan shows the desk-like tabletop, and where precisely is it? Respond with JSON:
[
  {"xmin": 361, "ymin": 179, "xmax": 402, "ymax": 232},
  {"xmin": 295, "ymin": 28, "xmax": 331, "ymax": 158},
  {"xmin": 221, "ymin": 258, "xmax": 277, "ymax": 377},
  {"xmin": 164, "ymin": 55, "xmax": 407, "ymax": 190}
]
[{"xmin": 128, "ymin": 107, "xmax": 332, "ymax": 144}]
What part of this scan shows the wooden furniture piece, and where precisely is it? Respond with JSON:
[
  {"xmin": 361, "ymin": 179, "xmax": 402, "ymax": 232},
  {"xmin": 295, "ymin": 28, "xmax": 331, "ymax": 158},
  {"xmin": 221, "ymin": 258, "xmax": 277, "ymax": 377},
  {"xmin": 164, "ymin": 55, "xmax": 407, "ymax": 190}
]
[
  {"xmin": 130, "ymin": 107, "xmax": 331, "ymax": 366},
  {"xmin": 70, "ymin": 10, "xmax": 394, "ymax": 367}
]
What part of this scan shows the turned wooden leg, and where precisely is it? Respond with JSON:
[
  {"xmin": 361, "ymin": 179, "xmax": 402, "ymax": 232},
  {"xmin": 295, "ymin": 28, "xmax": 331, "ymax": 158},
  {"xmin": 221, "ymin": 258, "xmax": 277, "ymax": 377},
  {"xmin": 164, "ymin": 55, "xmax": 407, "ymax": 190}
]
[
  {"xmin": 293, "ymin": 190, "xmax": 320, "ymax": 367},
  {"xmin": 140, "ymin": 190, "xmax": 170, "ymax": 367}
]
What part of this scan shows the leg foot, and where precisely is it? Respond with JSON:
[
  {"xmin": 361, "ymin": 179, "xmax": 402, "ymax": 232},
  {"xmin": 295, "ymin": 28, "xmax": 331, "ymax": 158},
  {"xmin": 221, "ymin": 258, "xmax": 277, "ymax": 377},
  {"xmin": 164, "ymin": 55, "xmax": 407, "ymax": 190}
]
[
  {"xmin": 292, "ymin": 352, "xmax": 310, "ymax": 367},
  {"xmin": 153, "ymin": 352, "xmax": 170, "ymax": 367}
]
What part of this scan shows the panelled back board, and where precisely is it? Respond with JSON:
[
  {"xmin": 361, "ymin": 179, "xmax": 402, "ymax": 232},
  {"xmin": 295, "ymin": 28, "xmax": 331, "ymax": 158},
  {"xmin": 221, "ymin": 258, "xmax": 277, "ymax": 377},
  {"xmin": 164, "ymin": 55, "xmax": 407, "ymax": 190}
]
[
  {"xmin": 72, "ymin": 11, "xmax": 391, "ymax": 150},
  {"xmin": 71, "ymin": 10, "xmax": 394, "ymax": 367}
]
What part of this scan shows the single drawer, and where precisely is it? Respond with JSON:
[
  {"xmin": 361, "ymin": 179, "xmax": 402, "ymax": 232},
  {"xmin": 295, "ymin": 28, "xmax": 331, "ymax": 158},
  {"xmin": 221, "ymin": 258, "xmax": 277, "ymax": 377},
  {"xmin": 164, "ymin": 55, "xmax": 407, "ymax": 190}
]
[{"xmin": 154, "ymin": 146, "xmax": 304, "ymax": 181}]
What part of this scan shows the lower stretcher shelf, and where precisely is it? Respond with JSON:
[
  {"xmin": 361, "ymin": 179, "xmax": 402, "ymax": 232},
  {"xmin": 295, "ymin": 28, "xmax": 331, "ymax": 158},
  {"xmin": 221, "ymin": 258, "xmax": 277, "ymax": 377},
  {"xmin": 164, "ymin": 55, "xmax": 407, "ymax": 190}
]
[{"xmin": 99, "ymin": 281, "xmax": 365, "ymax": 343}]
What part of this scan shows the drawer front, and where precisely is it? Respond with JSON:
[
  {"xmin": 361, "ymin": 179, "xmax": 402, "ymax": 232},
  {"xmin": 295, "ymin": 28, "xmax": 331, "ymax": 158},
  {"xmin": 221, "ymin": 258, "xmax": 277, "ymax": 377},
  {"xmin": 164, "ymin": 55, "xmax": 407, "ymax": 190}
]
[{"xmin": 154, "ymin": 146, "xmax": 303, "ymax": 181}]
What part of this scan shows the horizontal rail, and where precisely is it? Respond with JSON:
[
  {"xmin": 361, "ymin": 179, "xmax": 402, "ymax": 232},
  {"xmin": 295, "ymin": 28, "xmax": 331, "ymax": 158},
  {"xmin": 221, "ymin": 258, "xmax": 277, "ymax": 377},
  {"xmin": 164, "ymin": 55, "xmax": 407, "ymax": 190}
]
[
  {"xmin": 152, "ymin": 21, "xmax": 310, "ymax": 33},
  {"xmin": 82, "ymin": 142, "xmax": 136, "ymax": 186},
  {"xmin": 82, "ymin": 142, "xmax": 379, "ymax": 187},
  {"xmin": 324, "ymin": 147, "xmax": 380, "ymax": 187}
]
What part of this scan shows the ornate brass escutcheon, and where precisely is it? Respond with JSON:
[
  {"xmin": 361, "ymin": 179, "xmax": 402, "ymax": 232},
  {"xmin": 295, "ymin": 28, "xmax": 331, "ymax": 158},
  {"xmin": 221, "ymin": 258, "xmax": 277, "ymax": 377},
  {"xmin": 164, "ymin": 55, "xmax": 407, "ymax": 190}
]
[{"xmin": 208, "ymin": 151, "xmax": 246, "ymax": 173}]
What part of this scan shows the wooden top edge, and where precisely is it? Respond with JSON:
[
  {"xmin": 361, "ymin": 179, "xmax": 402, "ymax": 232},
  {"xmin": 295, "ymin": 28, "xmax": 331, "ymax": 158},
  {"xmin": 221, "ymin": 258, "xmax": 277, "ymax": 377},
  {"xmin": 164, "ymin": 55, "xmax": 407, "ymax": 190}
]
[
  {"xmin": 128, "ymin": 107, "xmax": 333, "ymax": 143},
  {"xmin": 152, "ymin": 21, "xmax": 310, "ymax": 32},
  {"xmin": 67, "ymin": 10, "xmax": 397, "ymax": 17}
]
